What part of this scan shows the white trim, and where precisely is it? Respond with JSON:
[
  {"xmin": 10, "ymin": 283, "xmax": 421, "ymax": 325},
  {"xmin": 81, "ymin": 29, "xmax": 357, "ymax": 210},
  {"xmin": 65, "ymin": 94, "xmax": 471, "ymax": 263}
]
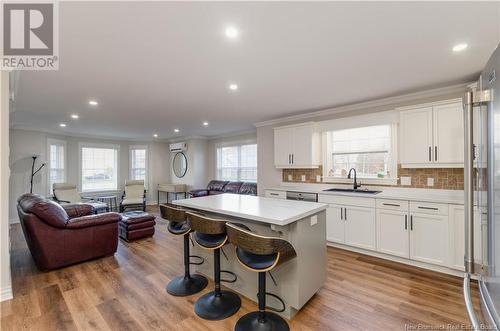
[
  {"xmin": 395, "ymin": 97, "xmax": 462, "ymax": 112},
  {"xmin": 208, "ymin": 129, "xmax": 256, "ymax": 140},
  {"xmin": 129, "ymin": 145, "xmax": 149, "ymax": 189},
  {"xmin": 9, "ymin": 218, "xmax": 19, "ymax": 224},
  {"xmin": 46, "ymin": 138, "xmax": 67, "ymax": 196},
  {"xmin": 0, "ymin": 285, "xmax": 13, "ymax": 302},
  {"xmin": 214, "ymin": 137, "xmax": 257, "ymax": 149},
  {"xmin": 78, "ymin": 142, "xmax": 121, "ymax": 193},
  {"xmin": 316, "ymin": 110, "xmax": 399, "ymax": 132},
  {"xmin": 254, "ymin": 82, "xmax": 471, "ymax": 127}
]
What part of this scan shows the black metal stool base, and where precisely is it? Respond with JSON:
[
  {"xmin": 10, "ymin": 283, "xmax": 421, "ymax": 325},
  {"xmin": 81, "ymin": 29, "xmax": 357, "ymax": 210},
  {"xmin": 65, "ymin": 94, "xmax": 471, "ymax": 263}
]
[
  {"xmin": 194, "ymin": 290, "xmax": 241, "ymax": 320},
  {"xmin": 235, "ymin": 311, "xmax": 289, "ymax": 331},
  {"xmin": 166, "ymin": 275, "xmax": 208, "ymax": 297}
]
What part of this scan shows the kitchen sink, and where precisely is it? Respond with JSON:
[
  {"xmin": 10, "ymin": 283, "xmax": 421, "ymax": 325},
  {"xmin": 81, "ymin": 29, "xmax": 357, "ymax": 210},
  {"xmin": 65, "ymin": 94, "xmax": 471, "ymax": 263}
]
[{"xmin": 323, "ymin": 188, "xmax": 381, "ymax": 194}]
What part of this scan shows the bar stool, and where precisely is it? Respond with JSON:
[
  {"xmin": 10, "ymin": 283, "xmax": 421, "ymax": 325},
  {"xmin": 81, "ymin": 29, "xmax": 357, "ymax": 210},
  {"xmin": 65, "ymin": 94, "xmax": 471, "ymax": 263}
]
[
  {"xmin": 160, "ymin": 204, "xmax": 208, "ymax": 296},
  {"xmin": 226, "ymin": 222, "xmax": 297, "ymax": 331},
  {"xmin": 187, "ymin": 211, "xmax": 241, "ymax": 320}
]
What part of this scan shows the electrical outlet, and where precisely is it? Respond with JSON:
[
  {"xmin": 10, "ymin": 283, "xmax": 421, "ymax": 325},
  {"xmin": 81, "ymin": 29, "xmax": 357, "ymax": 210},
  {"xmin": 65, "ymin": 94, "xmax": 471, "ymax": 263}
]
[
  {"xmin": 316, "ymin": 175, "xmax": 322, "ymax": 182},
  {"xmin": 288, "ymin": 174, "xmax": 292, "ymax": 181},
  {"xmin": 310, "ymin": 215, "xmax": 318, "ymax": 226},
  {"xmin": 400, "ymin": 176, "xmax": 411, "ymax": 186},
  {"xmin": 301, "ymin": 175, "xmax": 306, "ymax": 182},
  {"xmin": 427, "ymin": 178, "xmax": 434, "ymax": 187}
]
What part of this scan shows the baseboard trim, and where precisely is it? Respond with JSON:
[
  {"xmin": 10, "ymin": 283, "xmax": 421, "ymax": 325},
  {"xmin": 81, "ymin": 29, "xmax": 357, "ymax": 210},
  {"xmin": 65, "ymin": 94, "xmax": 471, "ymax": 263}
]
[
  {"xmin": 0, "ymin": 286, "xmax": 13, "ymax": 302},
  {"xmin": 9, "ymin": 218, "xmax": 19, "ymax": 224}
]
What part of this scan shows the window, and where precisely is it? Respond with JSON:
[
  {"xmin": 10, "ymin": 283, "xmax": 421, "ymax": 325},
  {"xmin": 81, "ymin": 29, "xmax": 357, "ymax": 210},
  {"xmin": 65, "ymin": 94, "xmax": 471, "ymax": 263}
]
[
  {"xmin": 130, "ymin": 146, "xmax": 148, "ymax": 186},
  {"xmin": 325, "ymin": 124, "xmax": 396, "ymax": 181},
  {"xmin": 48, "ymin": 139, "xmax": 66, "ymax": 194},
  {"xmin": 216, "ymin": 143, "xmax": 257, "ymax": 182},
  {"xmin": 80, "ymin": 144, "xmax": 119, "ymax": 192}
]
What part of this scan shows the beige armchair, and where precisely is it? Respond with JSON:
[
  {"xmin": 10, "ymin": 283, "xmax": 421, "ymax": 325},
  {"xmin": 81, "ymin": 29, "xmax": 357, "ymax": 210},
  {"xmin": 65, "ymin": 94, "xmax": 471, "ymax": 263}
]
[
  {"xmin": 52, "ymin": 183, "xmax": 108, "ymax": 213},
  {"xmin": 120, "ymin": 180, "xmax": 146, "ymax": 212}
]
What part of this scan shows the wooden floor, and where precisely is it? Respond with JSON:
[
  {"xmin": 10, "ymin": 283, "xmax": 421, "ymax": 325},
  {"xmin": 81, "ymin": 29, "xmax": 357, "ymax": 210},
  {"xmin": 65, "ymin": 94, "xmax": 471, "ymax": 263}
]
[{"xmin": 1, "ymin": 206, "xmax": 481, "ymax": 331}]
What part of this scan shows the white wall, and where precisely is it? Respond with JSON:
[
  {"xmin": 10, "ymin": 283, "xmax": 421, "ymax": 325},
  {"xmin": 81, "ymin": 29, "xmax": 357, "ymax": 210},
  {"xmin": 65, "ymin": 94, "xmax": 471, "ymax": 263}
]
[
  {"xmin": 256, "ymin": 85, "xmax": 469, "ymax": 195},
  {"xmin": 1, "ymin": 72, "xmax": 12, "ymax": 301},
  {"xmin": 9, "ymin": 128, "xmax": 171, "ymax": 222},
  {"xmin": 170, "ymin": 138, "xmax": 208, "ymax": 191}
]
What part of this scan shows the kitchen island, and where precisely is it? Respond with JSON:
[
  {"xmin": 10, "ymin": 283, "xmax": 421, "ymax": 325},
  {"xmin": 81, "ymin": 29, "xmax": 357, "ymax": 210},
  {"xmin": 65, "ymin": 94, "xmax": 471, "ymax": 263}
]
[{"xmin": 173, "ymin": 193, "xmax": 327, "ymax": 319}]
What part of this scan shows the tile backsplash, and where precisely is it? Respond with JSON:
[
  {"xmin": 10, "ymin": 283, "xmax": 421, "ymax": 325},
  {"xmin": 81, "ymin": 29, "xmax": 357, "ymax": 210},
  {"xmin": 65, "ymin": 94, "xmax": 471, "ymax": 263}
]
[{"xmin": 282, "ymin": 165, "xmax": 464, "ymax": 190}]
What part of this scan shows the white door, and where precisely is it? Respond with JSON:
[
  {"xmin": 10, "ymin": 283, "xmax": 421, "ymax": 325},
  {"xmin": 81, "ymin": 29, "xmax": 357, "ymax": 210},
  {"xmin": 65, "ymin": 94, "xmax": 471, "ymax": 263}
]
[
  {"xmin": 274, "ymin": 127, "xmax": 292, "ymax": 167},
  {"xmin": 400, "ymin": 107, "xmax": 433, "ymax": 165},
  {"xmin": 344, "ymin": 206, "xmax": 376, "ymax": 250},
  {"xmin": 291, "ymin": 124, "xmax": 313, "ymax": 167},
  {"xmin": 409, "ymin": 213, "xmax": 448, "ymax": 266},
  {"xmin": 433, "ymin": 102, "xmax": 464, "ymax": 164},
  {"xmin": 376, "ymin": 209, "xmax": 409, "ymax": 258},
  {"xmin": 449, "ymin": 205, "xmax": 483, "ymax": 270},
  {"xmin": 326, "ymin": 205, "xmax": 344, "ymax": 243}
]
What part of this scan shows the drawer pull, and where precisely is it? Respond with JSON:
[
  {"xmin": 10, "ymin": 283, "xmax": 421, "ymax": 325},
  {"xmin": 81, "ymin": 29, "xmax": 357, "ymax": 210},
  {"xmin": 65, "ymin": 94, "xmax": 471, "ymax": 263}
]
[
  {"xmin": 269, "ymin": 193, "xmax": 279, "ymax": 196},
  {"xmin": 418, "ymin": 206, "xmax": 439, "ymax": 211},
  {"xmin": 383, "ymin": 203, "xmax": 400, "ymax": 207}
]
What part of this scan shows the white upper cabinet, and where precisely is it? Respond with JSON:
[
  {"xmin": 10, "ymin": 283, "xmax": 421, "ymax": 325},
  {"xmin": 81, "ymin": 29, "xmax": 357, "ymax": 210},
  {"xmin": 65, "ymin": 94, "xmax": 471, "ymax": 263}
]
[
  {"xmin": 274, "ymin": 123, "xmax": 320, "ymax": 168},
  {"xmin": 399, "ymin": 99, "xmax": 464, "ymax": 168},
  {"xmin": 400, "ymin": 107, "xmax": 433, "ymax": 165}
]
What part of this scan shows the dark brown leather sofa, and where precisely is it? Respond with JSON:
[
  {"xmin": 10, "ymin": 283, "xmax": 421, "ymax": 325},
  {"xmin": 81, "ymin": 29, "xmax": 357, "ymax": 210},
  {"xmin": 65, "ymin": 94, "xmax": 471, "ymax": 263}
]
[
  {"xmin": 17, "ymin": 193, "xmax": 121, "ymax": 271},
  {"xmin": 188, "ymin": 180, "xmax": 257, "ymax": 198}
]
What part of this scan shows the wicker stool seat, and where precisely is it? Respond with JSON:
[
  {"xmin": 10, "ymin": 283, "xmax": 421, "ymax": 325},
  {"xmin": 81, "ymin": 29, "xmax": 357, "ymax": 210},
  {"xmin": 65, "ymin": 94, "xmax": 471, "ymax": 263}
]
[
  {"xmin": 160, "ymin": 204, "xmax": 208, "ymax": 297},
  {"xmin": 226, "ymin": 222, "xmax": 297, "ymax": 331},
  {"xmin": 188, "ymin": 212, "xmax": 241, "ymax": 321}
]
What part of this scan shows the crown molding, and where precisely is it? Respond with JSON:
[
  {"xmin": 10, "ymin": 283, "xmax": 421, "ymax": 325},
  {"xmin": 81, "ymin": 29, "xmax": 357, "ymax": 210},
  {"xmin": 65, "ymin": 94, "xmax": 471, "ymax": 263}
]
[
  {"xmin": 254, "ymin": 82, "xmax": 472, "ymax": 128},
  {"xmin": 207, "ymin": 129, "xmax": 257, "ymax": 141}
]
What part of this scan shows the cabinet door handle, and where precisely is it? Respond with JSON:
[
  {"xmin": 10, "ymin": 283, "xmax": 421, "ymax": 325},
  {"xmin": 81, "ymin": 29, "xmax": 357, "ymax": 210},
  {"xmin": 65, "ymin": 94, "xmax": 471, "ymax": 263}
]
[
  {"xmin": 344, "ymin": 208, "xmax": 347, "ymax": 221},
  {"xmin": 340, "ymin": 208, "xmax": 343, "ymax": 221},
  {"xmin": 288, "ymin": 154, "xmax": 291, "ymax": 164},
  {"xmin": 410, "ymin": 215, "xmax": 413, "ymax": 231},
  {"xmin": 269, "ymin": 193, "xmax": 279, "ymax": 196},
  {"xmin": 429, "ymin": 146, "xmax": 432, "ymax": 161},
  {"xmin": 405, "ymin": 214, "xmax": 408, "ymax": 230},
  {"xmin": 292, "ymin": 154, "xmax": 294, "ymax": 164},
  {"xmin": 435, "ymin": 146, "xmax": 438, "ymax": 161}
]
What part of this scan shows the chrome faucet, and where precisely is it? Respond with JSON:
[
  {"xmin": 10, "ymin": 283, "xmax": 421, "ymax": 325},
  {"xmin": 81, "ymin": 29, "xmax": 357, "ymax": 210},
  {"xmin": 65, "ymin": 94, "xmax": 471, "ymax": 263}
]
[{"xmin": 347, "ymin": 168, "xmax": 361, "ymax": 190}]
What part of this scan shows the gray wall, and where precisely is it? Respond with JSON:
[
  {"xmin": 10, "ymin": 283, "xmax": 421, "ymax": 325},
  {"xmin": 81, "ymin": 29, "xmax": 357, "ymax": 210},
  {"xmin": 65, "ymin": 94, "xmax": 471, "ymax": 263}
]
[
  {"xmin": 9, "ymin": 128, "xmax": 171, "ymax": 222},
  {"xmin": 170, "ymin": 138, "xmax": 209, "ymax": 191}
]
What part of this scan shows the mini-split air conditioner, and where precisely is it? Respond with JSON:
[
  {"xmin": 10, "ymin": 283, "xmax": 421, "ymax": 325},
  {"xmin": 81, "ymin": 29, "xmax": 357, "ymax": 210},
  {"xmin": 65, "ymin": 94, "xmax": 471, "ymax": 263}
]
[{"xmin": 169, "ymin": 142, "xmax": 187, "ymax": 152}]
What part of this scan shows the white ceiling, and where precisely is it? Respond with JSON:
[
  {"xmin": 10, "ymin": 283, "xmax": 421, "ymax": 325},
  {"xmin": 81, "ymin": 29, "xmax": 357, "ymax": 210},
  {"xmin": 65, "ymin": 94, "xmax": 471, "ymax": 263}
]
[{"xmin": 11, "ymin": 1, "xmax": 500, "ymax": 140}]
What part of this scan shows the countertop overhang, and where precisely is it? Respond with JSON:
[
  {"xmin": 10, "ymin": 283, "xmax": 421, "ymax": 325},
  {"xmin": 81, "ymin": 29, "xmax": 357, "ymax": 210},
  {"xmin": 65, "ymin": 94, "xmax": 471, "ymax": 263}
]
[{"xmin": 172, "ymin": 193, "xmax": 327, "ymax": 226}]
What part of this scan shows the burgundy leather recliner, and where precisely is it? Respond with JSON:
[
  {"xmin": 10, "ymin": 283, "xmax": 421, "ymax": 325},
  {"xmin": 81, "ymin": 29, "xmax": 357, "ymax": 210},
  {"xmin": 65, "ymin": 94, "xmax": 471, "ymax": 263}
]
[{"xmin": 17, "ymin": 193, "xmax": 121, "ymax": 271}]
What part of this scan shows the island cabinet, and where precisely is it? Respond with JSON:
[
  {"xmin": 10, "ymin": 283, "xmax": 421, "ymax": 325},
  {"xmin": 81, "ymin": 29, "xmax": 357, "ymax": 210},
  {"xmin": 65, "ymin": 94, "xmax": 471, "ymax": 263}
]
[
  {"xmin": 319, "ymin": 195, "xmax": 376, "ymax": 250},
  {"xmin": 274, "ymin": 122, "xmax": 320, "ymax": 168},
  {"xmin": 399, "ymin": 99, "xmax": 463, "ymax": 168}
]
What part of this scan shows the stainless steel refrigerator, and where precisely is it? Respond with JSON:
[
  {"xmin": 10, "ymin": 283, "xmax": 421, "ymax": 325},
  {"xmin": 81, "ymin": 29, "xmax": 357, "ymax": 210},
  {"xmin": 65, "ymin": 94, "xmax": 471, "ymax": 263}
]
[{"xmin": 464, "ymin": 42, "xmax": 500, "ymax": 330}]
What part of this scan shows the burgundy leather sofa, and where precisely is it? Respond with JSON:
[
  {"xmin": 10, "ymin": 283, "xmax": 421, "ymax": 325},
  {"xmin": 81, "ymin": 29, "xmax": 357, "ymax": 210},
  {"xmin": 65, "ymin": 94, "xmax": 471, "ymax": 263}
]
[
  {"xmin": 17, "ymin": 193, "xmax": 121, "ymax": 271},
  {"xmin": 188, "ymin": 180, "xmax": 257, "ymax": 198}
]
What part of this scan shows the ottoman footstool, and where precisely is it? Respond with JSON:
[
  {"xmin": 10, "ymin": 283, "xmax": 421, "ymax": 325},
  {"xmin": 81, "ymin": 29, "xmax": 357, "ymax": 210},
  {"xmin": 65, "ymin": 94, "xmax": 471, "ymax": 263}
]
[{"xmin": 119, "ymin": 211, "xmax": 156, "ymax": 241}]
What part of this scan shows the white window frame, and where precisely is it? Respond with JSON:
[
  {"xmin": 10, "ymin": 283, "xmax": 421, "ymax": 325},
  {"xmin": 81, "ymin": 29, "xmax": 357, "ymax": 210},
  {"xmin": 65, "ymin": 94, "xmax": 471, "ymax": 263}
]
[
  {"xmin": 215, "ymin": 139, "xmax": 257, "ymax": 182},
  {"xmin": 322, "ymin": 123, "xmax": 398, "ymax": 186},
  {"xmin": 47, "ymin": 138, "xmax": 67, "ymax": 196},
  {"xmin": 129, "ymin": 145, "xmax": 149, "ymax": 188},
  {"xmin": 78, "ymin": 142, "xmax": 120, "ymax": 193}
]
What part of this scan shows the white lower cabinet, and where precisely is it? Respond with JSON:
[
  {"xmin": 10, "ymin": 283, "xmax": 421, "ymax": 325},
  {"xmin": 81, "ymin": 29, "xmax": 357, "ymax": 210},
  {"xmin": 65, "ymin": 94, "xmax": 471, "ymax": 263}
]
[
  {"xmin": 449, "ymin": 205, "xmax": 483, "ymax": 271},
  {"xmin": 344, "ymin": 206, "xmax": 376, "ymax": 250},
  {"xmin": 409, "ymin": 213, "xmax": 449, "ymax": 266},
  {"xmin": 377, "ymin": 209, "xmax": 409, "ymax": 258},
  {"xmin": 326, "ymin": 205, "xmax": 344, "ymax": 243}
]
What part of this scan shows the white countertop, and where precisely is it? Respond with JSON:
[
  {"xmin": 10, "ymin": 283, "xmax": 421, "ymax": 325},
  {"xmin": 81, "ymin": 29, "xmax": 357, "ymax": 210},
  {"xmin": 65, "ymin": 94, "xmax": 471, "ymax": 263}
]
[
  {"xmin": 266, "ymin": 184, "xmax": 467, "ymax": 205},
  {"xmin": 172, "ymin": 193, "xmax": 327, "ymax": 226}
]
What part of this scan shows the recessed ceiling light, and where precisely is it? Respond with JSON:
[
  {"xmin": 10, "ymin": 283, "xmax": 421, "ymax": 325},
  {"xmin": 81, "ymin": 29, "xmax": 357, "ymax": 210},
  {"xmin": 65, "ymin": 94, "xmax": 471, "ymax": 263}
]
[
  {"xmin": 174, "ymin": 129, "xmax": 180, "ymax": 133},
  {"xmin": 203, "ymin": 122, "xmax": 209, "ymax": 126},
  {"xmin": 88, "ymin": 100, "xmax": 98, "ymax": 106},
  {"xmin": 59, "ymin": 123, "xmax": 67, "ymax": 127},
  {"xmin": 228, "ymin": 83, "xmax": 238, "ymax": 91},
  {"xmin": 71, "ymin": 114, "xmax": 79, "ymax": 119},
  {"xmin": 225, "ymin": 26, "xmax": 239, "ymax": 39},
  {"xmin": 153, "ymin": 133, "xmax": 158, "ymax": 138},
  {"xmin": 453, "ymin": 43, "xmax": 468, "ymax": 52}
]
